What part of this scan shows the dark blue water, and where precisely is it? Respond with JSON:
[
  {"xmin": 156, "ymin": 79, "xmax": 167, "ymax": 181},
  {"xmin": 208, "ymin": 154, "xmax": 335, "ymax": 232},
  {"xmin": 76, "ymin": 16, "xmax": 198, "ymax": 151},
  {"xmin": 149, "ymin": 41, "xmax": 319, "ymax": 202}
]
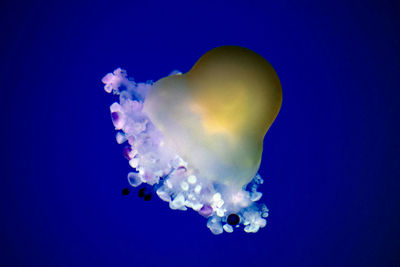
[{"xmin": 1, "ymin": 1, "xmax": 399, "ymax": 266}]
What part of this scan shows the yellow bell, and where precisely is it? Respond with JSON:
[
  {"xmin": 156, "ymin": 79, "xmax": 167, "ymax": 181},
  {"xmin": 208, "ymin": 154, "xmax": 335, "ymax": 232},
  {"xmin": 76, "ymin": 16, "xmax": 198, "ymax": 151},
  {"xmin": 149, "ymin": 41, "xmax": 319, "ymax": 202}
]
[{"xmin": 143, "ymin": 46, "xmax": 282, "ymax": 189}]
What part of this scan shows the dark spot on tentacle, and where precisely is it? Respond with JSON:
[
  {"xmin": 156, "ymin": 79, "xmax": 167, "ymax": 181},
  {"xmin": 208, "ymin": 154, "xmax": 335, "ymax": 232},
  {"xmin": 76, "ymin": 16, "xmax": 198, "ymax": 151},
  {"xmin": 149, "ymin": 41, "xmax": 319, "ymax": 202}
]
[
  {"xmin": 227, "ymin": 214, "xmax": 240, "ymax": 226},
  {"xmin": 138, "ymin": 186, "xmax": 153, "ymax": 199},
  {"xmin": 138, "ymin": 188, "xmax": 145, "ymax": 198},
  {"xmin": 123, "ymin": 146, "xmax": 132, "ymax": 160},
  {"xmin": 121, "ymin": 188, "xmax": 130, "ymax": 195},
  {"xmin": 111, "ymin": 112, "xmax": 120, "ymax": 123}
]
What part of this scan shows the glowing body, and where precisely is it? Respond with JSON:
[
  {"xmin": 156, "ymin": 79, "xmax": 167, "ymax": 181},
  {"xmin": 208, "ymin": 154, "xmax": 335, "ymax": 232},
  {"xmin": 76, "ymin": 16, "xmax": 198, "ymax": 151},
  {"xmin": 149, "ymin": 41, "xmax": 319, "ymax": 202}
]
[{"xmin": 102, "ymin": 46, "xmax": 282, "ymax": 234}]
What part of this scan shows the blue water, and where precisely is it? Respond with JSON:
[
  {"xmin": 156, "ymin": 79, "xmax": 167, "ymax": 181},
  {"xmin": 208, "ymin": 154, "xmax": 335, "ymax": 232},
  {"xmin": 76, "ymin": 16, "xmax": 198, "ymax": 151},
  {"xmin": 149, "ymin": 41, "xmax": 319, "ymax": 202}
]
[{"xmin": 1, "ymin": 1, "xmax": 399, "ymax": 266}]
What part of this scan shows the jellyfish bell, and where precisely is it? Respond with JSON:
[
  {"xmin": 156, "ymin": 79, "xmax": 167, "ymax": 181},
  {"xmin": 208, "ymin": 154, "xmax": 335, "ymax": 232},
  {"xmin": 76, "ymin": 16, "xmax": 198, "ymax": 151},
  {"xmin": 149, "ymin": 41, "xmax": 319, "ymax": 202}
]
[
  {"xmin": 102, "ymin": 45, "xmax": 282, "ymax": 234},
  {"xmin": 143, "ymin": 46, "xmax": 282, "ymax": 189}
]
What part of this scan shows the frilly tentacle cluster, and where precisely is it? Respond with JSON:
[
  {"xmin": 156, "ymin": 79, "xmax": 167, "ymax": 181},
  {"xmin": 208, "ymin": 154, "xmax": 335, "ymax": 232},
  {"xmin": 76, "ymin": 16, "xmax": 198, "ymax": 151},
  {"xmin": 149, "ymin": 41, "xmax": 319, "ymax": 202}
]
[{"xmin": 102, "ymin": 68, "xmax": 269, "ymax": 234}]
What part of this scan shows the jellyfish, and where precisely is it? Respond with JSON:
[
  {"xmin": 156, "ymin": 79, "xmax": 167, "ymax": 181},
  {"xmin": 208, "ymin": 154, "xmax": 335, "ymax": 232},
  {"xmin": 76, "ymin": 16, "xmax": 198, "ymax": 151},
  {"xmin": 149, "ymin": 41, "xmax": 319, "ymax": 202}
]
[{"xmin": 102, "ymin": 46, "xmax": 282, "ymax": 234}]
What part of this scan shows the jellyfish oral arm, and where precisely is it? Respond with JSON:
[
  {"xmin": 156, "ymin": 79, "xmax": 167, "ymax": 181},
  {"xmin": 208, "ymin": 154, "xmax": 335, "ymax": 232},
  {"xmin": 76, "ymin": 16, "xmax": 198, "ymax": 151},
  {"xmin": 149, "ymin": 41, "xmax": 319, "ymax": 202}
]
[{"xmin": 102, "ymin": 68, "xmax": 270, "ymax": 234}]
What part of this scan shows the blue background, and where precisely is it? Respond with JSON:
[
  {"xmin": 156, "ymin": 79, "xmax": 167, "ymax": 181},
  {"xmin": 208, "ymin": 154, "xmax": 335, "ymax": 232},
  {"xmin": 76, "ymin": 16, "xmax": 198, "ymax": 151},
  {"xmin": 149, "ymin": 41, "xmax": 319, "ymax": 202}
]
[{"xmin": 1, "ymin": 0, "xmax": 399, "ymax": 266}]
